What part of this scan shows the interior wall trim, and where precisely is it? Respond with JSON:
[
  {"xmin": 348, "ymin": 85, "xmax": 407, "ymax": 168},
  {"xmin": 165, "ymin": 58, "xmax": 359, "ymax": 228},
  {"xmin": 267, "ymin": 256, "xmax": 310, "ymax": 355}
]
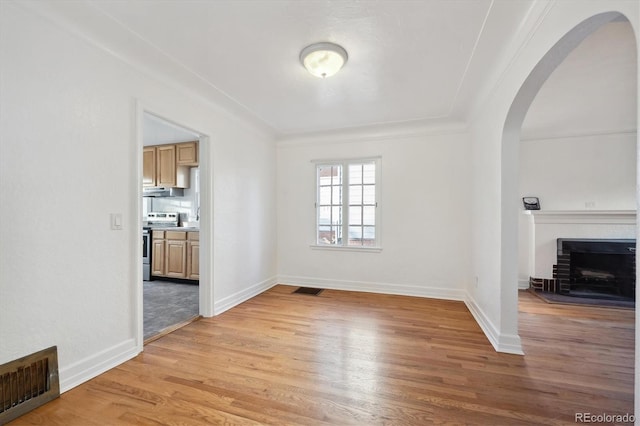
[
  {"xmin": 277, "ymin": 275, "xmax": 465, "ymax": 301},
  {"xmin": 213, "ymin": 276, "xmax": 278, "ymax": 315},
  {"xmin": 464, "ymin": 293, "xmax": 524, "ymax": 355},
  {"xmin": 58, "ymin": 338, "xmax": 138, "ymax": 393}
]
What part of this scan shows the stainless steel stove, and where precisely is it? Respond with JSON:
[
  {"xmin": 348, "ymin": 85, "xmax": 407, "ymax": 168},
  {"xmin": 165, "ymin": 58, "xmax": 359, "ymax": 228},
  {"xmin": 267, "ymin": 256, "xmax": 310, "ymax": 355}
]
[
  {"xmin": 143, "ymin": 212, "xmax": 180, "ymax": 281},
  {"xmin": 146, "ymin": 212, "xmax": 179, "ymax": 228}
]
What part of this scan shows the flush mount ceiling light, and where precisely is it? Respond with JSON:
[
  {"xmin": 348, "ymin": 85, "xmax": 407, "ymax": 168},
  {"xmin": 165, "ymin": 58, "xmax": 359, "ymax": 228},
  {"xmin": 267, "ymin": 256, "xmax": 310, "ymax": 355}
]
[{"xmin": 300, "ymin": 42, "xmax": 348, "ymax": 78}]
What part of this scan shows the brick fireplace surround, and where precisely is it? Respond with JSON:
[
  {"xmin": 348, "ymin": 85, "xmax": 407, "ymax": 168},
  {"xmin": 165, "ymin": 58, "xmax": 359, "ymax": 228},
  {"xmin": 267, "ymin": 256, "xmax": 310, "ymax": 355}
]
[{"xmin": 530, "ymin": 238, "xmax": 635, "ymax": 301}]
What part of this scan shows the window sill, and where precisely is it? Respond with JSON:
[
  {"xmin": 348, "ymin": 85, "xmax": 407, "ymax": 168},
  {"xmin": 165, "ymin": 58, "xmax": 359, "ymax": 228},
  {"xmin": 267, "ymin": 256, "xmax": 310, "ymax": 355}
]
[{"xmin": 310, "ymin": 244, "xmax": 382, "ymax": 253}]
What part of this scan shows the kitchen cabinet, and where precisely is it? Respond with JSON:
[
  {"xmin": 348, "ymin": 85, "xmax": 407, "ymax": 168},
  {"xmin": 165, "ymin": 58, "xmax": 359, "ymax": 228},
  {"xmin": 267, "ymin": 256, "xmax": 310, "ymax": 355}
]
[
  {"xmin": 176, "ymin": 141, "xmax": 198, "ymax": 166},
  {"xmin": 165, "ymin": 233, "xmax": 187, "ymax": 278},
  {"xmin": 186, "ymin": 232, "xmax": 199, "ymax": 280},
  {"xmin": 151, "ymin": 231, "xmax": 165, "ymax": 275},
  {"xmin": 143, "ymin": 147, "xmax": 157, "ymax": 187},
  {"xmin": 143, "ymin": 144, "xmax": 190, "ymax": 188},
  {"xmin": 156, "ymin": 145, "xmax": 178, "ymax": 187},
  {"xmin": 151, "ymin": 230, "xmax": 198, "ymax": 281}
]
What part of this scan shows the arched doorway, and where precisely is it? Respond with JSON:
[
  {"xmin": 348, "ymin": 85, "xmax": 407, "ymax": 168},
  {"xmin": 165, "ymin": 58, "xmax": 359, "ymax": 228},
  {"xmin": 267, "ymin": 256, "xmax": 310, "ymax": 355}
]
[{"xmin": 500, "ymin": 11, "xmax": 637, "ymax": 351}]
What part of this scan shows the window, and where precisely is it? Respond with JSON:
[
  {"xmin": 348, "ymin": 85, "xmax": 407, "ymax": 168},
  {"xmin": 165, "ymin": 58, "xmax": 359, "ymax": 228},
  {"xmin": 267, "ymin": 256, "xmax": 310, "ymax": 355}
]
[{"xmin": 315, "ymin": 158, "xmax": 380, "ymax": 248}]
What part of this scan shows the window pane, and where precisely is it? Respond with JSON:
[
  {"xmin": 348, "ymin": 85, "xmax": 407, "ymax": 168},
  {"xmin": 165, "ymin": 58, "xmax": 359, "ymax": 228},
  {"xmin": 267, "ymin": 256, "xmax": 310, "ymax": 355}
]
[
  {"xmin": 363, "ymin": 226, "xmax": 375, "ymax": 238},
  {"xmin": 349, "ymin": 185, "xmax": 362, "ymax": 205},
  {"xmin": 318, "ymin": 226, "xmax": 333, "ymax": 245},
  {"xmin": 349, "ymin": 206, "xmax": 362, "ymax": 225},
  {"xmin": 363, "ymin": 163, "xmax": 375, "ymax": 184},
  {"xmin": 363, "ymin": 185, "xmax": 375, "ymax": 204},
  {"xmin": 319, "ymin": 186, "xmax": 331, "ymax": 205},
  {"xmin": 332, "ymin": 166, "xmax": 342, "ymax": 185},
  {"xmin": 349, "ymin": 164, "xmax": 362, "ymax": 185},
  {"xmin": 348, "ymin": 226, "xmax": 362, "ymax": 246},
  {"xmin": 332, "ymin": 185, "xmax": 342, "ymax": 204},
  {"xmin": 363, "ymin": 226, "xmax": 376, "ymax": 246},
  {"xmin": 318, "ymin": 165, "xmax": 333, "ymax": 183},
  {"xmin": 333, "ymin": 225, "xmax": 343, "ymax": 244},
  {"xmin": 332, "ymin": 206, "xmax": 342, "ymax": 225},
  {"xmin": 363, "ymin": 206, "xmax": 375, "ymax": 225},
  {"xmin": 318, "ymin": 206, "xmax": 331, "ymax": 225}
]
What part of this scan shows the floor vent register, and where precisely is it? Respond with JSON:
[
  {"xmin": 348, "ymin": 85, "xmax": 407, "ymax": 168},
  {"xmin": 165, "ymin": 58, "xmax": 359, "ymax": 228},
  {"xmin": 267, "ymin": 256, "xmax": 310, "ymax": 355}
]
[
  {"xmin": 0, "ymin": 346, "xmax": 60, "ymax": 424},
  {"xmin": 293, "ymin": 287, "xmax": 324, "ymax": 296}
]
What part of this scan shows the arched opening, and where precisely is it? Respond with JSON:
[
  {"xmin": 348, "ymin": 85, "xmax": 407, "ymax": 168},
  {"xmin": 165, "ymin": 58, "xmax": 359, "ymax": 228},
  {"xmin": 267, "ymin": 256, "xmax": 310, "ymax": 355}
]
[{"xmin": 500, "ymin": 12, "xmax": 637, "ymax": 352}]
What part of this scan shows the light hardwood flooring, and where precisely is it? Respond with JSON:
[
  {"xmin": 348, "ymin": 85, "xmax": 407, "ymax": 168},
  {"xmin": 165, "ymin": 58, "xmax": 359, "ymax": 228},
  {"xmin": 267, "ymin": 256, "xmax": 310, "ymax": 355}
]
[{"xmin": 10, "ymin": 286, "xmax": 634, "ymax": 425}]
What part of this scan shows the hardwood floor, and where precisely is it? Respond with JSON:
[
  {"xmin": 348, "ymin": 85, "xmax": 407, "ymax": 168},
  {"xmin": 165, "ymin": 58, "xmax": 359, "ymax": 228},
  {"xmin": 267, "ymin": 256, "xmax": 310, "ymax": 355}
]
[{"xmin": 10, "ymin": 286, "xmax": 634, "ymax": 425}]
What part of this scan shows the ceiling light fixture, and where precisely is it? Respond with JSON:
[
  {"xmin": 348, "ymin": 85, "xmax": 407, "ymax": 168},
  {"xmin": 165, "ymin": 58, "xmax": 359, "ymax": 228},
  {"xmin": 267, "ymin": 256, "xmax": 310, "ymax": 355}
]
[{"xmin": 300, "ymin": 42, "xmax": 348, "ymax": 78}]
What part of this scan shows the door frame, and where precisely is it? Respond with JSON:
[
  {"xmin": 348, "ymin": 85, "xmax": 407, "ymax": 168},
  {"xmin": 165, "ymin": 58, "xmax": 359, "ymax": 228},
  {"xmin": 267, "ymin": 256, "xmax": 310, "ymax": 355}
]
[{"xmin": 133, "ymin": 100, "xmax": 214, "ymax": 350}]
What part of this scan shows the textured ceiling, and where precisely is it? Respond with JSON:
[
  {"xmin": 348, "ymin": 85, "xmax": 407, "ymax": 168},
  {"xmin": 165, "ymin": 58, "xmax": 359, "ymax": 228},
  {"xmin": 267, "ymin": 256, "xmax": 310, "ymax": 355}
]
[
  {"xmin": 18, "ymin": 1, "xmax": 636, "ymax": 138},
  {"xmin": 84, "ymin": 0, "xmax": 532, "ymax": 135}
]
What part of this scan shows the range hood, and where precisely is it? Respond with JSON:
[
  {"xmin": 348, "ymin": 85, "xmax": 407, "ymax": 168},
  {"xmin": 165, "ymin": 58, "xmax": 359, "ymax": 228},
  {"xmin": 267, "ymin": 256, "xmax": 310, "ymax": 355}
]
[{"xmin": 143, "ymin": 187, "xmax": 184, "ymax": 197}]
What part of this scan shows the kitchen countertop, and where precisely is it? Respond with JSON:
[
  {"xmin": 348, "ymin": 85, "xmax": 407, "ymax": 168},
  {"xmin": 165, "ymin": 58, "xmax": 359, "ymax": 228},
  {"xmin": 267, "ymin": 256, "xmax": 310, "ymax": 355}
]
[{"xmin": 149, "ymin": 227, "xmax": 200, "ymax": 232}]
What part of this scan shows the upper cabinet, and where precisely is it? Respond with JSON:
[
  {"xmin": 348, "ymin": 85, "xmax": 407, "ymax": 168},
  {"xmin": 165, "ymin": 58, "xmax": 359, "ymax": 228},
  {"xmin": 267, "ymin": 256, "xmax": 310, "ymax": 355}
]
[
  {"xmin": 143, "ymin": 141, "xmax": 198, "ymax": 188},
  {"xmin": 176, "ymin": 141, "xmax": 198, "ymax": 167},
  {"xmin": 156, "ymin": 144, "xmax": 177, "ymax": 187},
  {"xmin": 143, "ymin": 147, "xmax": 157, "ymax": 187}
]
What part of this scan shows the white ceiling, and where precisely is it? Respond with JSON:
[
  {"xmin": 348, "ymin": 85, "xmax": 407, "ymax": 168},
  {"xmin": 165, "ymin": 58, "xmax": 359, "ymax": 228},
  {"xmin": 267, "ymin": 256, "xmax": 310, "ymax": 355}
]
[
  {"xmin": 23, "ymin": 1, "xmax": 636, "ymax": 138},
  {"xmin": 82, "ymin": 0, "xmax": 535, "ymax": 135},
  {"xmin": 522, "ymin": 20, "xmax": 637, "ymax": 140}
]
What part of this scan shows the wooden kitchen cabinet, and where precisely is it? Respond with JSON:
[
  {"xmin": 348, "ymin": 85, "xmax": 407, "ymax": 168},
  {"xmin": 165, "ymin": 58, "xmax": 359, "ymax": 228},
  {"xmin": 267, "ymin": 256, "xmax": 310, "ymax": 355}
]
[
  {"xmin": 164, "ymin": 231, "xmax": 187, "ymax": 278},
  {"xmin": 143, "ymin": 147, "xmax": 157, "ymax": 187},
  {"xmin": 143, "ymin": 144, "xmax": 190, "ymax": 188},
  {"xmin": 186, "ymin": 232, "xmax": 200, "ymax": 280},
  {"xmin": 151, "ymin": 231, "xmax": 165, "ymax": 276},
  {"xmin": 156, "ymin": 145, "xmax": 177, "ymax": 187},
  {"xmin": 151, "ymin": 230, "xmax": 198, "ymax": 281},
  {"xmin": 176, "ymin": 141, "xmax": 198, "ymax": 166}
]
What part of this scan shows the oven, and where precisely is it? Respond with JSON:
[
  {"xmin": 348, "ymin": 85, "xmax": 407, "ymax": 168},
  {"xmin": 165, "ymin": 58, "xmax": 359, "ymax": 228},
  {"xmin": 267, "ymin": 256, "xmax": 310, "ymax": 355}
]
[
  {"xmin": 143, "ymin": 212, "xmax": 179, "ymax": 281},
  {"xmin": 142, "ymin": 227, "xmax": 151, "ymax": 281}
]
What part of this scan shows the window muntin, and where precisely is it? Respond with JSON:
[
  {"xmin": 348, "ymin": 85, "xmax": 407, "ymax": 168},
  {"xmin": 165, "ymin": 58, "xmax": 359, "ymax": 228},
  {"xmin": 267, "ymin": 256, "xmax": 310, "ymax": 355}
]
[{"xmin": 316, "ymin": 159, "xmax": 379, "ymax": 248}]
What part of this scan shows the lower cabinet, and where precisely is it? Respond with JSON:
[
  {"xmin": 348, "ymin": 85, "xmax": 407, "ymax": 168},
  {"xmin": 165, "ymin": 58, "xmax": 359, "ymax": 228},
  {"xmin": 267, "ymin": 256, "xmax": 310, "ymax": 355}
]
[
  {"xmin": 152, "ymin": 230, "xmax": 199, "ymax": 281},
  {"xmin": 186, "ymin": 232, "xmax": 200, "ymax": 280},
  {"xmin": 151, "ymin": 231, "xmax": 165, "ymax": 276}
]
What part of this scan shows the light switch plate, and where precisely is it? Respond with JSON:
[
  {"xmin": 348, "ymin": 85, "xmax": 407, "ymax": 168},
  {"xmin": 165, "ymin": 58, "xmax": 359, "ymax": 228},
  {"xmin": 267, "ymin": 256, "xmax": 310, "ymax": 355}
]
[{"xmin": 110, "ymin": 213, "xmax": 123, "ymax": 230}]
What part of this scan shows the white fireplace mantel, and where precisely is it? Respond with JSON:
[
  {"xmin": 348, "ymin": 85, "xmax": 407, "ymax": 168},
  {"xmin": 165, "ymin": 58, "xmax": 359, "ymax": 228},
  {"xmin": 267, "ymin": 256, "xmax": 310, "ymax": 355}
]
[
  {"xmin": 519, "ymin": 210, "xmax": 636, "ymax": 287},
  {"xmin": 523, "ymin": 210, "xmax": 636, "ymax": 225}
]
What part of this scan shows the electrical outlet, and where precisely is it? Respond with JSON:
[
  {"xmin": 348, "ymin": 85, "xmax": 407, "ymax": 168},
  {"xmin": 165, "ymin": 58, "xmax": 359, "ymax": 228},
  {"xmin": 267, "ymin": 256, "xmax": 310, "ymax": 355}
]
[{"xmin": 585, "ymin": 201, "xmax": 596, "ymax": 209}]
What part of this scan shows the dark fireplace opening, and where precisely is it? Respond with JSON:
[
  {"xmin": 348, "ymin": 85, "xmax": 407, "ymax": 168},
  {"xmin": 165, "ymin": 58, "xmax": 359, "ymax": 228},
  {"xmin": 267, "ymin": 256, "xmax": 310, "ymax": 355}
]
[
  {"xmin": 570, "ymin": 252, "xmax": 634, "ymax": 299},
  {"xmin": 555, "ymin": 238, "xmax": 635, "ymax": 302}
]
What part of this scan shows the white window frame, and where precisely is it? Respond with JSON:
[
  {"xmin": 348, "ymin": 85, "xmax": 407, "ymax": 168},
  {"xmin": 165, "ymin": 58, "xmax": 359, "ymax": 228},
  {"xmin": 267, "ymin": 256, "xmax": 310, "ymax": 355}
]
[{"xmin": 312, "ymin": 157, "xmax": 382, "ymax": 252}]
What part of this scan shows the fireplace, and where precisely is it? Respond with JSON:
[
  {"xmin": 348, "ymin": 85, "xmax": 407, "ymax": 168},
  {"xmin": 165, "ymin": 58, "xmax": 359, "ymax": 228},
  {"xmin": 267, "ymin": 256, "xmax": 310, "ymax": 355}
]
[{"xmin": 554, "ymin": 238, "xmax": 635, "ymax": 301}]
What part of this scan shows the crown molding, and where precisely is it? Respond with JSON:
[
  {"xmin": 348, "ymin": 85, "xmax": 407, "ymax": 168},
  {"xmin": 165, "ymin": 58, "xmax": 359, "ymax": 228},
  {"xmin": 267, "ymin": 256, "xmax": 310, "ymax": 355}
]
[{"xmin": 277, "ymin": 118, "xmax": 468, "ymax": 147}]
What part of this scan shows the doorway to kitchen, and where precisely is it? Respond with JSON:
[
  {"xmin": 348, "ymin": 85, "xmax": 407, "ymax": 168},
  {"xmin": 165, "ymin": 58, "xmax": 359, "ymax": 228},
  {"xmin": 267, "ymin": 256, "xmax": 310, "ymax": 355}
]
[{"xmin": 142, "ymin": 112, "xmax": 203, "ymax": 343}]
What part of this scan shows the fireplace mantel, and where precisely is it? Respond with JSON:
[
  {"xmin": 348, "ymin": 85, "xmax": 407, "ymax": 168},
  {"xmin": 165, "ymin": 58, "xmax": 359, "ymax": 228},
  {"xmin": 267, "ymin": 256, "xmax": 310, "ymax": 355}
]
[
  {"xmin": 523, "ymin": 210, "xmax": 636, "ymax": 225},
  {"xmin": 519, "ymin": 210, "xmax": 636, "ymax": 287}
]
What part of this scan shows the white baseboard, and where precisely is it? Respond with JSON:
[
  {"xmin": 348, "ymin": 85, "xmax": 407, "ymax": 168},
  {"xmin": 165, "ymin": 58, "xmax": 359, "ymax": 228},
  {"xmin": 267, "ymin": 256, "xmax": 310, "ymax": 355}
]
[
  {"xmin": 277, "ymin": 275, "xmax": 465, "ymax": 301},
  {"xmin": 59, "ymin": 338, "xmax": 139, "ymax": 393},
  {"xmin": 464, "ymin": 293, "xmax": 524, "ymax": 355},
  {"xmin": 518, "ymin": 278, "xmax": 530, "ymax": 290},
  {"xmin": 213, "ymin": 275, "xmax": 278, "ymax": 315}
]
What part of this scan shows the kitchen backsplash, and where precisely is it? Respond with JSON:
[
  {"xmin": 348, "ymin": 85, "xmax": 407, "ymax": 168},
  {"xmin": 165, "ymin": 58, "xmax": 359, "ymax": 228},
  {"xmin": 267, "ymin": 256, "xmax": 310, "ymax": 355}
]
[{"xmin": 143, "ymin": 168, "xmax": 199, "ymax": 223}]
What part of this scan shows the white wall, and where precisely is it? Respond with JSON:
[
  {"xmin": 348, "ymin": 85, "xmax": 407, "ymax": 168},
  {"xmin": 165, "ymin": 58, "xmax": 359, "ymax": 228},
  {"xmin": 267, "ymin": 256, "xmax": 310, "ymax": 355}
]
[
  {"xmin": 0, "ymin": 2, "xmax": 277, "ymax": 391},
  {"xmin": 519, "ymin": 133, "xmax": 636, "ymax": 211},
  {"xmin": 277, "ymin": 127, "xmax": 470, "ymax": 299},
  {"xmin": 517, "ymin": 133, "xmax": 636, "ymax": 285}
]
